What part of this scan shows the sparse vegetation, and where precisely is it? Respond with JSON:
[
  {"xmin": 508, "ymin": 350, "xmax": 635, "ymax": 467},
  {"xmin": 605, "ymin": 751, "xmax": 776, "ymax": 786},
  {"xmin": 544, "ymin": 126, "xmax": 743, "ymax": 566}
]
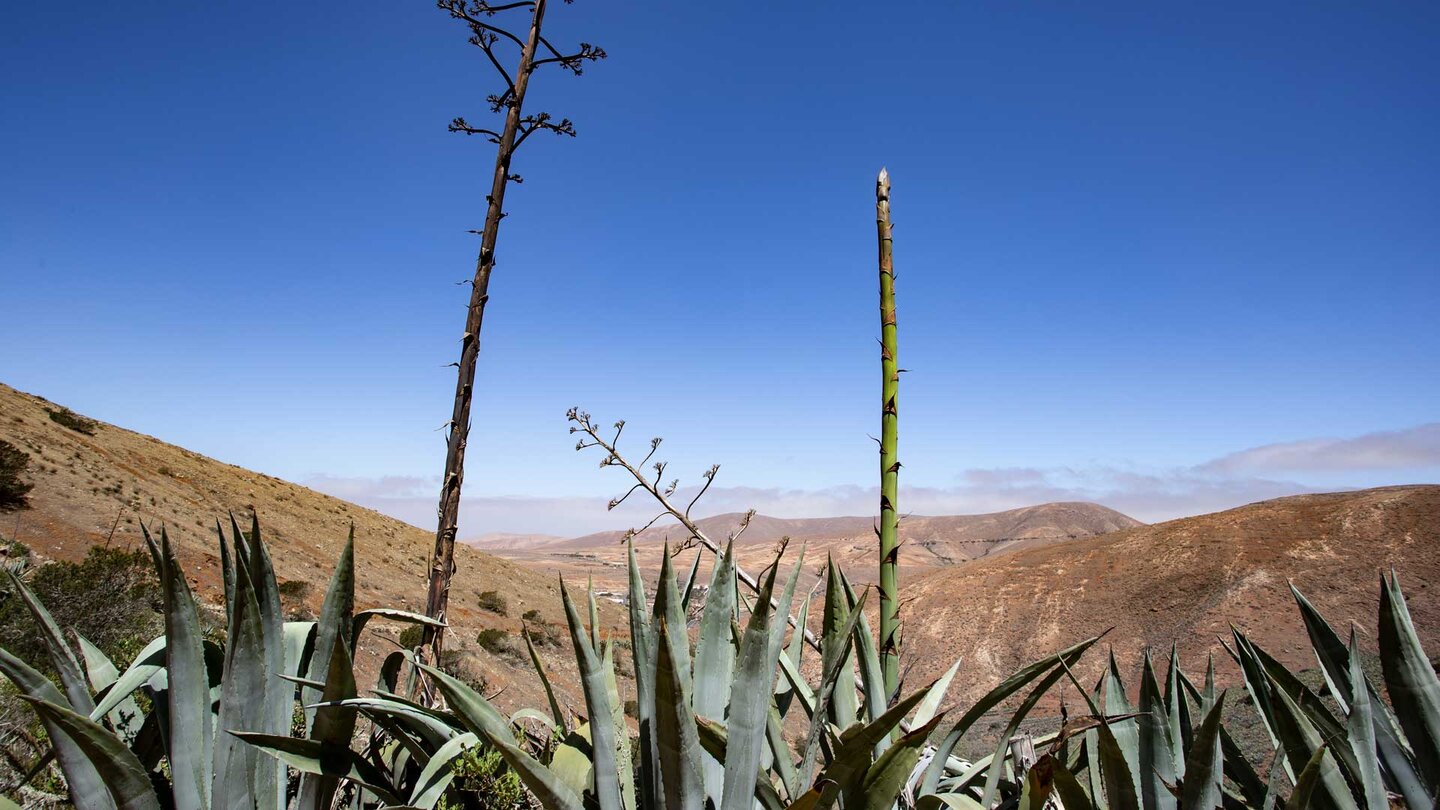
[
  {"xmin": 0, "ymin": 440, "xmax": 32, "ymax": 512},
  {"xmin": 475, "ymin": 627, "xmax": 510, "ymax": 654},
  {"xmin": 45, "ymin": 407, "xmax": 97, "ymax": 435},
  {"xmin": 477, "ymin": 589, "xmax": 508, "ymax": 615}
]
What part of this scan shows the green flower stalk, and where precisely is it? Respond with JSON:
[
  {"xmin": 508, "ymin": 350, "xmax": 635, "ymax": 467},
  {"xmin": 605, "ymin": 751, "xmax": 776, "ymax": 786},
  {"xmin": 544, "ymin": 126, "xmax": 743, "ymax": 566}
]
[{"xmin": 876, "ymin": 168, "xmax": 901, "ymax": 702}]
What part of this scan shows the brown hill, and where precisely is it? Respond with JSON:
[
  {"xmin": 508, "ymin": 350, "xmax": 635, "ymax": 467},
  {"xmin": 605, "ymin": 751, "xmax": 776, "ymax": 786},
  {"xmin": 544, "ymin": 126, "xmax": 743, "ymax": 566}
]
[
  {"xmin": 0, "ymin": 383, "xmax": 614, "ymax": 714},
  {"xmin": 901, "ymin": 485, "xmax": 1440, "ymax": 706},
  {"xmin": 486, "ymin": 503, "xmax": 1141, "ymax": 594}
]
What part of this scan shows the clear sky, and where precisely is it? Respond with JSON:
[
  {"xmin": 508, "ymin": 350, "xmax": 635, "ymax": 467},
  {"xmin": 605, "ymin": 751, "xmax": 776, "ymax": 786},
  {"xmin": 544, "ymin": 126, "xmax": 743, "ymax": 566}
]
[{"xmin": 3, "ymin": 2, "xmax": 1437, "ymax": 537}]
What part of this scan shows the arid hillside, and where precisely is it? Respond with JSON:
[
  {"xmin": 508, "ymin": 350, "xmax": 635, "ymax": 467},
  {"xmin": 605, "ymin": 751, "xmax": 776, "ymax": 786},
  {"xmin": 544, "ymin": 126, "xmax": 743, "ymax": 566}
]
[
  {"xmin": 475, "ymin": 502, "xmax": 1141, "ymax": 592},
  {"xmin": 901, "ymin": 485, "xmax": 1440, "ymax": 705},
  {"xmin": 0, "ymin": 383, "xmax": 615, "ymax": 714}
]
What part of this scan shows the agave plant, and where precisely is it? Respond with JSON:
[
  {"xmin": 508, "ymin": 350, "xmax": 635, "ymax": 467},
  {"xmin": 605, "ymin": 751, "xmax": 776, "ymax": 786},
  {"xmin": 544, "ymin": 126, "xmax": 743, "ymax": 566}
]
[{"xmin": 0, "ymin": 517, "xmax": 441, "ymax": 809}]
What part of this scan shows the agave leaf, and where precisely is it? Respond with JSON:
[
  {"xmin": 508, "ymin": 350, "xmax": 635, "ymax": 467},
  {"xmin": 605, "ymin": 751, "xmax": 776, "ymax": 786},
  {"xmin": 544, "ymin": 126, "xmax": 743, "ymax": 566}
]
[
  {"xmin": 692, "ymin": 715, "xmax": 791, "ymax": 810},
  {"xmin": 1017, "ymin": 753, "xmax": 1059, "ymax": 810},
  {"xmin": 799, "ymin": 585, "xmax": 869, "ymax": 786},
  {"xmin": 1264, "ymin": 669, "xmax": 1354, "ymax": 810},
  {"xmin": 602, "ymin": 639, "xmax": 637, "ymax": 810},
  {"xmin": 1284, "ymin": 743, "xmax": 1334, "ymax": 810},
  {"xmin": 1053, "ymin": 756, "xmax": 1099, "ymax": 810},
  {"xmin": 75, "ymin": 632, "xmax": 144, "ymax": 745},
  {"xmin": 321, "ymin": 697, "xmax": 461, "ymax": 748},
  {"xmin": 913, "ymin": 657, "xmax": 962, "ymax": 728},
  {"xmin": 820, "ymin": 557, "xmax": 859, "ymax": 731},
  {"xmin": 920, "ymin": 634, "xmax": 1100, "ymax": 795},
  {"xmin": 1379, "ymin": 571, "xmax": 1440, "ymax": 789},
  {"xmin": 856, "ymin": 714, "xmax": 947, "ymax": 810},
  {"xmin": 973, "ymin": 661, "xmax": 1079, "ymax": 806},
  {"xmin": 231, "ymin": 732, "xmax": 399, "ymax": 804},
  {"xmin": 308, "ymin": 530, "xmax": 355, "ymax": 705},
  {"xmin": 523, "ymin": 622, "xmax": 568, "ymax": 734},
  {"xmin": 720, "ymin": 550, "xmax": 789, "ymax": 810},
  {"xmin": 680, "ymin": 549, "xmax": 704, "ymax": 610},
  {"xmin": 1162, "ymin": 647, "xmax": 1190, "ymax": 778},
  {"xmin": 656, "ymin": 615, "xmax": 705, "ymax": 810},
  {"xmin": 626, "ymin": 539, "xmax": 659, "ymax": 810},
  {"xmin": 89, "ymin": 636, "xmax": 166, "ymax": 721},
  {"xmin": 916, "ymin": 795, "xmax": 987, "ymax": 810},
  {"xmin": 4, "ymin": 568, "xmax": 94, "ymax": 713},
  {"xmin": 694, "ymin": 541, "xmax": 738, "ymax": 805},
  {"xmin": 840, "ymin": 569, "xmax": 887, "ymax": 732},
  {"xmin": 419, "ymin": 662, "xmax": 585, "ymax": 810},
  {"xmin": 550, "ymin": 722, "xmax": 595, "ymax": 797},
  {"xmin": 407, "ymin": 732, "xmax": 479, "ymax": 808},
  {"xmin": 1245, "ymin": 634, "xmax": 1369, "ymax": 791},
  {"xmin": 1289, "ymin": 583, "xmax": 1426, "ymax": 806},
  {"xmin": 561, "ymin": 577, "xmax": 624, "ymax": 810},
  {"xmin": 765, "ymin": 703, "xmax": 800, "ymax": 800},
  {"xmin": 1103, "ymin": 653, "xmax": 1144, "ymax": 803},
  {"xmin": 1065, "ymin": 662, "xmax": 1139, "ymax": 810},
  {"xmin": 1179, "ymin": 693, "xmax": 1226, "ymax": 810},
  {"xmin": 775, "ymin": 583, "xmax": 814, "ymax": 718},
  {"xmin": 0, "ymin": 648, "xmax": 115, "ymax": 808},
  {"xmin": 775, "ymin": 642, "xmax": 819, "ymax": 721},
  {"xmin": 211, "ymin": 547, "xmax": 268, "ymax": 808},
  {"xmin": 24, "ymin": 697, "xmax": 159, "ymax": 810},
  {"xmin": 818, "ymin": 679, "xmax": 937, "ymax": 807},
  {"xmin": 1137, "ymin": 652, "xmax": 1177, "ymax": 810},
  {"xmin": 298, "ymin": 633, "xmax": 358, "ymax": 809},
  {"xmin": 157, "ymin": 530, "xmax": 213, "ymax": 810},
  {"xmin": 1344, "ymin": 632, "xmax": 1387, "ymax": 810},
  {"xmin": 241, "ymin": 516, "xmax": 288, "ymax": 807}
]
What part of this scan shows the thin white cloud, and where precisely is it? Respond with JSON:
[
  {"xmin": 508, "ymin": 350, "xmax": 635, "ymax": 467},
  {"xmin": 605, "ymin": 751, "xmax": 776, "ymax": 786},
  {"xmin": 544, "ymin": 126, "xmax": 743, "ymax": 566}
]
[
  {"xmin": 1197, "ymin": 423, "xmax": 1440, "ymax": 475},
  {"xmin": 304, "ymin": 422, "xmax": 1439, "ymax": 537}
]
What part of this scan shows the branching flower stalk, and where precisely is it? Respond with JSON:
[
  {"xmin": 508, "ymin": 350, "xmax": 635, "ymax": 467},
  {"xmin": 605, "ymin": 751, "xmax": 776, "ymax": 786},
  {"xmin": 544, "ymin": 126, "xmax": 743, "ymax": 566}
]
[
  {"xmin": 876, "ymin": 168, "xmax": 902, "ymax": 703},
  {"xmin": 424, "ymin": 0, "xmax": 604, "ymax": 672},
  {"xmin": 567, "ymin": 409, "xmax": 822, "ymax": 651}
]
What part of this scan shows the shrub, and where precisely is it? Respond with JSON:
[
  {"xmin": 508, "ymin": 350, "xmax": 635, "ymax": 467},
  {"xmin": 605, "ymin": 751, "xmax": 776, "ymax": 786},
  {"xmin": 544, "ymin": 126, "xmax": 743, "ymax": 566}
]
[
  {"xmin": 0, "ymin": 545, "xmax": 160, "ymax": 673},
  {"xmin": 445, "ymin": 744, "xmax": 524, "ymax": 810},
  {"xmin": 45, "ymin": 407, "xmax": 97, "ymax": 435},
  {"xmin": 524, "ymin": 621, "xmax": 561, "ymax": 648},
  {"xmin": 476, "ymin": 627, "xmax": 509, "ymax": 655},
  {"xmin": 521, "ymin": 608, "xmax": 543, "ymax": 623},
  {"xmin": 477, "ymin": 590, "xmax": 507, "ymax": 615},
  {"xmin": 276, "ymin": 579, "xmax": 311, "ymax": 602},
  {"xmin": 398, "ymin": 623, "xmax": 424, "ymax": 649},
  {"xmin": 0, "ymin": 440, "xmax": 32, "ymax": 512}
]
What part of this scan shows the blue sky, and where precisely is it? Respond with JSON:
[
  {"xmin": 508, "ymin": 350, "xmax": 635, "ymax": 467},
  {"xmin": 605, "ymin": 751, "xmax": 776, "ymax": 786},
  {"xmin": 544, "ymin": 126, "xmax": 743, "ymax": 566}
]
[{"xmin": 3, "ymin": 2, "xmax": 1437, "ymax": 536}]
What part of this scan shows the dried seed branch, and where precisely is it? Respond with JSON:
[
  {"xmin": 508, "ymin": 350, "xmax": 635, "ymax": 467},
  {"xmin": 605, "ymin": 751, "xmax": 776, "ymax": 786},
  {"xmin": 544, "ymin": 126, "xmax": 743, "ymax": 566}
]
[{"xmin": 568, "ymin": 408, "xmax": 821, "ymax": 651}]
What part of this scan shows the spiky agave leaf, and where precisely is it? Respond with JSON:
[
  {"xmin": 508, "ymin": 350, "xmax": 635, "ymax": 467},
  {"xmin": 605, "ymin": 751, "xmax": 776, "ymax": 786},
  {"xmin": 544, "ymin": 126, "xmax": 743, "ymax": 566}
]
[
  {"xmin": 157, "ymin": 528, "xmax": 213, "ymax": 810},
  {"xmin": 560, "ymin": 576, "xmax": 624, "ymax": 810},
  {"xmin": 24, "ymin": 697, "xmax": 160, "ymax": 810},
  {"xmin": 919, "ymin": 634, "xmax": 1101, "ymax": 796},
  {"xmin": 0, "ymin": 648, "xmax": 115, "ymax": 808},
  {"xmin": 693, "ymin": 540, "xmax": 738, "ymax": 806},
  {"xmin": 721, "ymin": 546, "xmax": 803, "ymax": 810},
  {"xmin": 1379, "ymin": 570, "xmax": 1440, "ymax": 790},
  {"xmin": 1137, "ymin": 652, "xmax": 1177, "ymax": 810}
]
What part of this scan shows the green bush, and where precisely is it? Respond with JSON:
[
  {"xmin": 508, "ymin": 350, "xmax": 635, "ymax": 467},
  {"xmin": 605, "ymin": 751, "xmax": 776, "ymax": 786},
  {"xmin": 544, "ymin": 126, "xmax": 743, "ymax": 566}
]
[
  {"xmin": 277, "ymin": 579, "xmax": 311, "ymax": 601},
  {"xmin": 0, "ymin": 440, "xmax": 33, "ymax": 513},
  {"xmin": 522, "ymin": 608, "xmax": 543, "ymax": 623},
  {"xmin": 477, "ymin": 589, "xmax": 507, "ymax": 615},
  {"xmin": 443, "ymin": 744, "xmax": 525, "ymax": 810},
  {"xmin": 399, "ymin": 623, "xmax": 425, "ymax": 649},
  {"xmin": 46, "ymin": 407, "xmax": 98, "ymax": 435},
  {"xmin": 0, "ymin": 544, "xmax": 161, "ymax": 670},
  {"xmin": 476, "ymin": 627, "xmax": 509, "ymax": 655}
]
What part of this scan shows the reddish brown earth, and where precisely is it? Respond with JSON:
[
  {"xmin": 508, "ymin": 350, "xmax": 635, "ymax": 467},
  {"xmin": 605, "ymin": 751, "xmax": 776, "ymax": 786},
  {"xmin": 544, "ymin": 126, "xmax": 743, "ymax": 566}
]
[
  {"xmin": 902, "ymin": 485, "xmax": 1440, "ymax": 707},
  {"xmin": 475, "ymin": 502, "xmax": 1142, "ymax": 596},
  {"xmin": 0, "ymin": 383, "xmax": 617, "ymax": 715}
]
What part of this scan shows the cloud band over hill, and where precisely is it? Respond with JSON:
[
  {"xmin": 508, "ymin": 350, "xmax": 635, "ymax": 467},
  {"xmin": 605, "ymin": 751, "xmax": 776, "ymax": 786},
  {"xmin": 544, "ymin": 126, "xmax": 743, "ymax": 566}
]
[{"xmin": 306, "ymin": 422, "xmax": 1440, "ymax": 537}]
